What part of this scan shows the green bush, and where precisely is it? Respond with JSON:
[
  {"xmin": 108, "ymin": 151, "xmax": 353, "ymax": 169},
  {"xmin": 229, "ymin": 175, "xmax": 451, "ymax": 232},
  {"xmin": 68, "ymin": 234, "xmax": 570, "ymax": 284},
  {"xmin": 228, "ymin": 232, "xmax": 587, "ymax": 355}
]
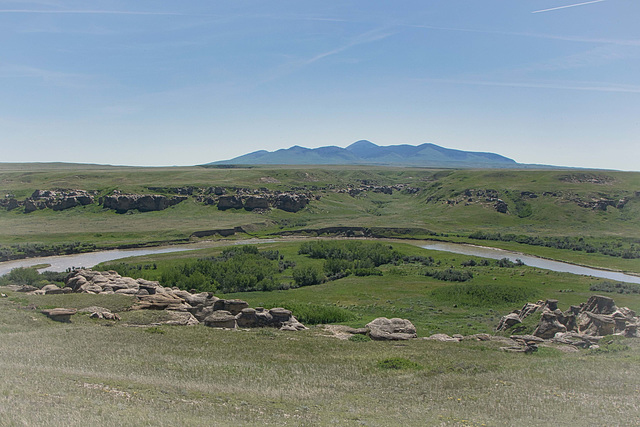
[
  {"xmin": 292, "ymin": 266, "xmax": 325, "ymax": 287},
  {"xmin": 377, "ymin": 357, "xmax": 423, "ymax": 370},
  {"xmin": 159, "ymin": 246, "xmax": 283, "ymax": 293},
  {"xmin": 424, "ymin": 268, "xmax": 473, "ymax": 282},
  {"xmin": 0, "ymin": 267, "xmax": 45, "ymax": 287}
]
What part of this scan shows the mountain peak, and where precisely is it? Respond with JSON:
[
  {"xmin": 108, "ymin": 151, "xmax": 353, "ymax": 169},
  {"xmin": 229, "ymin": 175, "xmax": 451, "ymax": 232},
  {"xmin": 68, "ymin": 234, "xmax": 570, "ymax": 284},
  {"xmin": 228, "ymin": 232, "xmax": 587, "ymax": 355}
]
[{"xmin": 346, "ymin": 140, "xmax": 378, "ymax": 151}]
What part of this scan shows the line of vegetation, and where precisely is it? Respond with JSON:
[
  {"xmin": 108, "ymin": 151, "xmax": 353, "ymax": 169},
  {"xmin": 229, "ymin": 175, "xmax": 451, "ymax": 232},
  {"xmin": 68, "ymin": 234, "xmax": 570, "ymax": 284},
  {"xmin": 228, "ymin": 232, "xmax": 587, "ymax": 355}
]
[
  {"xmin": 590, "ymin": 281, "xmax": 640, "ymax": 295},
  {"xmin": 468, "ymin": 231, "xmax": 640, "ymax": 259},
  {"xmin": 0, "ymin": 267, "xmax": 67, "ymax": 288},
  {"xmin": 0, "ymin": 242, "xmax": 99, "ymax": 262}
]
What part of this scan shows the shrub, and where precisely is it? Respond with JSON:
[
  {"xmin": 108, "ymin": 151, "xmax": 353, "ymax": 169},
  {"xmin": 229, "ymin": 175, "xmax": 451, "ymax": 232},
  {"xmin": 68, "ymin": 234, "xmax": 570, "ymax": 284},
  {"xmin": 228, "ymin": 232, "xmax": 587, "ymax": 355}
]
[
  {"xmin": 292, "ymin": 266, "xmax": 325, "ymax": 287},
  {"xmin": 0, "ymin": 267, "xmax": 45, "ymax": 287},
  {"xmin": 377, "ymin": 357, "xmax": 423, "ymax": 370},
  {"xmin": 424, "ymin": 268, "xmax": 473, "ymax": 282}
]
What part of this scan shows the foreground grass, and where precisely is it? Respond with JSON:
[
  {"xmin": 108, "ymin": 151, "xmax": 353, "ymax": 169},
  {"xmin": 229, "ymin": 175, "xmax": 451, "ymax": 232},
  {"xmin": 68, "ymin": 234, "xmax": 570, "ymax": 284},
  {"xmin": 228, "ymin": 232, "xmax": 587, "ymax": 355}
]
[{"xmin": 1, "ymin": 293, "xmax": 639, "ymax": 426}]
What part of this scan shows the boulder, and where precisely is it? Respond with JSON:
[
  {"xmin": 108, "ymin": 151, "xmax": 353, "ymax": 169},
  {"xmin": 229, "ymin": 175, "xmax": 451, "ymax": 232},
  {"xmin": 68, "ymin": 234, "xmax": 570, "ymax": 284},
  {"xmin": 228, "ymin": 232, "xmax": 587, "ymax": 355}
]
[
  {"xmin": 273, "ymin": 193, "xmax": 309, "ymax": 212},
  {"xmin": 203, "ymin": 310, "xmax": 237, "ymax": 329},
  {"xmin": 533, "ymin": 311, "xmax": 567, "ymax": 339},
  {"xmin": 581, "ymin": 295, "xmax": 617, "ymax": 315},
  {"xmin": 41, "ymin": 308, "xmax": 77, "ymax": 322},
  {"xmin": 244, "ymin": 196, "xmax": 270, "ymax": 210},
  {"xmin": 163, "ymin": 311, "xmax": 199, "ymax": 326},
  {"xmin": 423, "ymin": 334, "xmax": 460, "ymax": 342},
  {"xmin": 577, "ymin": 312, "xmax": 616, "ymax": 336},
  {"xmin": 217, "ymin": 195, "xmax": 244, "ymax": 210},
  {"xmin": 280, "ymin": 316, "xmax": 308, "ymax": 331},
  {"xmin": 223, "ymin": 299, "xmax": 250, "ymax": 315},
  {"xmin": 132, "ymin": 293, "xmax": 191, "ymax": 311},
  {"xmin": 366, "ymin": 317, "xmax": 417, "ymax": 340},
  {"xmin": 496, "ymin": 312, "xmax": 522, "ymax": 331}
]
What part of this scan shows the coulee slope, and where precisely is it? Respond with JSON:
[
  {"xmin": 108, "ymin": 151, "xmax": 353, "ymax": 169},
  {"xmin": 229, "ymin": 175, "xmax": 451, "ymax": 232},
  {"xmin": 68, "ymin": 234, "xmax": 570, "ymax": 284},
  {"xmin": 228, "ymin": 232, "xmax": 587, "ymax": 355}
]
[{"xmin": 209, "ymin": 140, "xmax": 547, "ymax": 168}]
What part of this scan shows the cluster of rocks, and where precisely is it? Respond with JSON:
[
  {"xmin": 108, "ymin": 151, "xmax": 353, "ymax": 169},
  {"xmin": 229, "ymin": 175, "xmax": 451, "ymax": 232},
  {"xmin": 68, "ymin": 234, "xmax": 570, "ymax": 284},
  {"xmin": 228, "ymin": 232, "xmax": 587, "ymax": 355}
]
[
  {"xmin": 200, "ymin": 190, "xmax": 312, "ymax": 213},
  {"xmin": 497, "ymin": 295, "xmax": 639, "ymax": 349},
  {"xmin": 337, "ymin": 183, "xmax": 419, "ymax": 197},
  {"xmin": 574, "ymin": 197, "xmax": 628, "ymax": 211},
  {"xmin": 1, "ymin": 189, "xmax": 96, "ymax": 213},
  {"xmin": 58, "ymin": 269, "xmax": 307, "ymax": 330},
  {"xmin": 100, "ymin": 193, "xmax": 188, "ymax": 213},
  {"xmin": 428, "ymin": 188, "xmax": 511, "ymax": 214}
]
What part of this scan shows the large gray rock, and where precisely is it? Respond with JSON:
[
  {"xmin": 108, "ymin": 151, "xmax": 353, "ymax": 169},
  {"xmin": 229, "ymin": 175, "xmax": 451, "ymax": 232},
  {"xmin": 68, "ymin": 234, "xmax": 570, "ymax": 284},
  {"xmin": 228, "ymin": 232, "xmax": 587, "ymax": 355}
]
[
  {"xmin": 533, "ymin": 311, "xmax": 567, "ymax": 339},
  {"xmin": 244, "ymin": 196, "xmax": 270, "ymax": 210},
  {"xmin": 273, "ymin": 193, "xmax": 309, "ymax": 212},
  {"xmin": 366, "ymin": 317, "xmax": 417, "ymax": 340},
  {"xmin": 41, "ymin": 308, "xmax": 77, "ymax": 322},
  {"xmin": 204, "ymin": 310, "xmax": 237, "ymax": 328},
  {"xmin": 132, "ymin": 293, "xmax": 191, "ymax": 311},
  {"xmin": 217, "ymin": 195, "xmax": 244, "ymax": 210}
]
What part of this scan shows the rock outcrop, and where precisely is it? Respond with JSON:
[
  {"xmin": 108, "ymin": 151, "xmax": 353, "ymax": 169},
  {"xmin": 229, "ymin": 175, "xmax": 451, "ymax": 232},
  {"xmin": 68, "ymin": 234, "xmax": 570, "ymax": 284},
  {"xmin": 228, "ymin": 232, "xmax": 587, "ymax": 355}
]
[
  {"xmin": 497, "ymin": 295, "xmax": 639, "ymax": 343},
  {"xmin": 101, "ymin": 194, "xmax": 187, "ymax": 213},
  {"xmin": 18, "ymin": 189, "xmax": 95, "ymax": 213},
  {"xmin": 62, "ymin": 269, "xmax": 307, "ymax": 331}
]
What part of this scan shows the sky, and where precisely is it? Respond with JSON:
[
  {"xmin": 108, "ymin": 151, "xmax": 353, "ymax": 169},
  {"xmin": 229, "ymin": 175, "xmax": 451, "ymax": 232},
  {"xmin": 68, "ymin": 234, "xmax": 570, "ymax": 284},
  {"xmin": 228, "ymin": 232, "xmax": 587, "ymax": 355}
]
[{"xmin": 0, "ymin": 0, "xmax": 638, "ymax": 170}]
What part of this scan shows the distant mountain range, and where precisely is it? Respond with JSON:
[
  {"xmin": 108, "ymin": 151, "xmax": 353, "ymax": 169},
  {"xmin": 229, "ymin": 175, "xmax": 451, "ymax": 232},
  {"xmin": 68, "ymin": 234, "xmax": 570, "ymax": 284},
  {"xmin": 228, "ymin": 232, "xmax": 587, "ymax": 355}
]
[{"xmin": 208, "ymin": 140, "xmax": 527, "ymax": 168}]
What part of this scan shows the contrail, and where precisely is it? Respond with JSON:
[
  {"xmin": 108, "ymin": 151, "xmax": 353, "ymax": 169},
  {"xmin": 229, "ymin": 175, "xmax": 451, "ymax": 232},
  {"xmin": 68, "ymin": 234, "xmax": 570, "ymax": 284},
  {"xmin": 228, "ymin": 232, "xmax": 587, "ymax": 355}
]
[{"xmin": 532, "ymin": 0, "xmax": 607, "ymax": 14}]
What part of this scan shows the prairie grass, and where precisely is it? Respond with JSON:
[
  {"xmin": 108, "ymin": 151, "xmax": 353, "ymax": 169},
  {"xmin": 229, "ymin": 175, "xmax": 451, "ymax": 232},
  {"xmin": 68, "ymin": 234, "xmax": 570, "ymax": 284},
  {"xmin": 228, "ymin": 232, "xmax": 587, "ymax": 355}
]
[{"xmin": 1, "ymin": 293, "xmax": 640, "ymax": 426}]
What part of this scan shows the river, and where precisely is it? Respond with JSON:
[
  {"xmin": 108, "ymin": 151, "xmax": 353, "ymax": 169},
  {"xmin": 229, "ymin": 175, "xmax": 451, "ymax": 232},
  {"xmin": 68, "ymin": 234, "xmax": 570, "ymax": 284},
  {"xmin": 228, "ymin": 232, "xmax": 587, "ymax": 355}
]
[
  {"xmin": 1, "ymin": 238, "xmax": 639, "ymax": 284},
  {"xmin": 421, "ymin": 241, "xmax": 640, "ymax": 284}
]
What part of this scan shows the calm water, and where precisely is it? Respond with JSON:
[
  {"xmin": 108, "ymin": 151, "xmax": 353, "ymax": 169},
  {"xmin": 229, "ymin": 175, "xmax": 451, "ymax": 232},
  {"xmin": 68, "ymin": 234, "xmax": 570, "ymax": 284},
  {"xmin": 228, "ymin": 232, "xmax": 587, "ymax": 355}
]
[
  {"xmin": 421, "ymin": 241, "xmax": 640, "ymax": 284},
  {"xmin": 1, "ymin": 239, "xmax": 639, "ymax": 284},
  {"xmin": 0, "ymin": 239, "xmax": 274, "ymax": 276}
]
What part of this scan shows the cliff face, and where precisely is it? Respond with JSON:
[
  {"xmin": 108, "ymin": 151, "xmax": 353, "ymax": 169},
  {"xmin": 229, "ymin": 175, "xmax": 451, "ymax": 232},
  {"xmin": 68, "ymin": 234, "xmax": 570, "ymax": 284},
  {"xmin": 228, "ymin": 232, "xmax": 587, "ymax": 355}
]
[{"xmin": 100, "ymin": 194, "xmax": 187, "ymax": 213}]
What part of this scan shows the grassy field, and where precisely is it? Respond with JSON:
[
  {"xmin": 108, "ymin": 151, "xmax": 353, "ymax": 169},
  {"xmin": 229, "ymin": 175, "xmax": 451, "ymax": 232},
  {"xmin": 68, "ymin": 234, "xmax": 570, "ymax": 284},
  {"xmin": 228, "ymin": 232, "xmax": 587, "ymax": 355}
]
[{"xmin": 1, "ymin": 286, "xmax": 640, "ymax": 426}]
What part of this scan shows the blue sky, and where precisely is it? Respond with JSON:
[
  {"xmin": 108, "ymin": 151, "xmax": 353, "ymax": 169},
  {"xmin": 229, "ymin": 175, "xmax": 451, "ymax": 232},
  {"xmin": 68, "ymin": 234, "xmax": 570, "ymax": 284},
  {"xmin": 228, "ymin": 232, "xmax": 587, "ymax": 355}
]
[{"xmin": 1, "ymin": 0, "xmax": 638, "ymax": 170}]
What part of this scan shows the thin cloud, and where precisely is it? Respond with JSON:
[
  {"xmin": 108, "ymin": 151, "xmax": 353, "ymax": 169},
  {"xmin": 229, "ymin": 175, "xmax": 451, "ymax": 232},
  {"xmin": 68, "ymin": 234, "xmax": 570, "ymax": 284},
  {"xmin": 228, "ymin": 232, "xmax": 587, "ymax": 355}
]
[
  {"xmin": 262, "ymin": 27, "xmax": 395, "ymax": 83},
  {"xmin": 0, "ymin": 64, "xmax": 98, "ymax": 88},
  {"xmin": 0, "ymin": 9, "xmax": 186, "ymax": 16},
  {"xmin": 532, "ymin": 0, "xmax": 607, "ymax": 14},
  {"xmin": 418, "ymin": 78, "xmax": 640, "ymax": 94},
  {"xmin": 406, "ymin": 24, "xmax": 640, "ymax": 47},
  {"xmin": 303, "ymin": 28, "xmax": 394, "ymax": 66}
]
